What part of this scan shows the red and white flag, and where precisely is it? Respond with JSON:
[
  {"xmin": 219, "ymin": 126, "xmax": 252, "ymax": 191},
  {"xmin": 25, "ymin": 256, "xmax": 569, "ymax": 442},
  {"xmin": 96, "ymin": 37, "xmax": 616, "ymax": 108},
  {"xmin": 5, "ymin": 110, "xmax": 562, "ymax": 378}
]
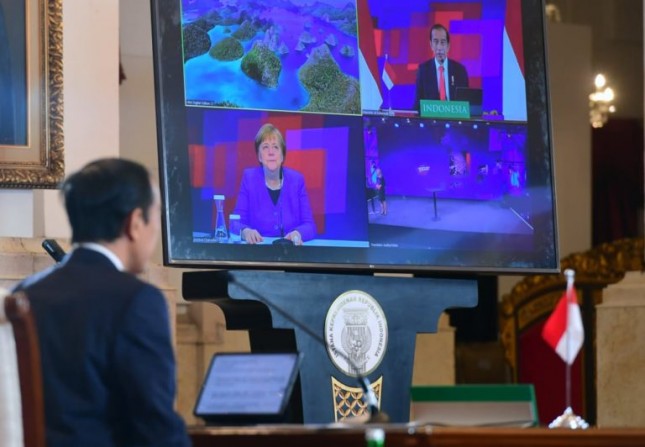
[
  {"xmin": 357, "ymin": 0, "xmax": 383, "ymax": 110},
  {"xmin": 541, "ymin": 270, "xmax": 584, "ymax": 365},
  {"xmin": 382, "ymin": 56, "xmax": 395, "ymax": 91}
]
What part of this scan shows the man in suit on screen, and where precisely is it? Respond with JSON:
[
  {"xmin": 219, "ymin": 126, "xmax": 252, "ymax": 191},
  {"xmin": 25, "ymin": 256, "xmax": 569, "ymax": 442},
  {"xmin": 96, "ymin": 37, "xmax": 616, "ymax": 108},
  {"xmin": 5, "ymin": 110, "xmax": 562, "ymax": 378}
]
[
  {"xmin": 13, "ymin": 158, "xmax": 191, "ymax": 447},
  {"xmin": 415, "ymin": 24, "xmax": 469, "ymax": 110}
]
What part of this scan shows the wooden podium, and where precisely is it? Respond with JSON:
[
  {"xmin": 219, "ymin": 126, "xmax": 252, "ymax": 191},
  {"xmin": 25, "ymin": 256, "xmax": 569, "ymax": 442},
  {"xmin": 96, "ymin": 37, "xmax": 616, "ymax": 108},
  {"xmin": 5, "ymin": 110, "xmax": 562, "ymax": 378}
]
[{"xmin": 183, "ymin": 270, "xmax": 477, "ymax": 423}]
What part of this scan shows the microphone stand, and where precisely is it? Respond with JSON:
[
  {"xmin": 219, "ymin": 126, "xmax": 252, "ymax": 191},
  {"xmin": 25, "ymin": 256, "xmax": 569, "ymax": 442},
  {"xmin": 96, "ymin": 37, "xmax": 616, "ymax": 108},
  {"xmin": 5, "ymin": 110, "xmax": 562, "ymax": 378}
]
[
  {"xmin": 226, "ymin": 272, "xmax": 388, "ymax": 423},
  {"xmin": 273, "ymin": 192, "xmax": 293, "ymax": 246}
]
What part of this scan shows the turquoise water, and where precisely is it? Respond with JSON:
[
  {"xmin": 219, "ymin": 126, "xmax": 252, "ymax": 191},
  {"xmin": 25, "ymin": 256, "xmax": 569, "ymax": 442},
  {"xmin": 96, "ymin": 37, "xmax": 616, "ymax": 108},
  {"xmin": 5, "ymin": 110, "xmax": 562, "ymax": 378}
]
[
  {"xmin": 183, "ymin": 11, "xmax": 360, "ymax": 113},
  {"xmin": 185, "ymin": 25, "xmax": 310, "ymax": 110}
]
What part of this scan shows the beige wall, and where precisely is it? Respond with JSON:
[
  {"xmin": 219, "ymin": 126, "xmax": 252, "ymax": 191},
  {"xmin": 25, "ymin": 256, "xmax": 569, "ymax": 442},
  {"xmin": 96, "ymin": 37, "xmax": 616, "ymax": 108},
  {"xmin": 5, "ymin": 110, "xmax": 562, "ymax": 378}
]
[
  {"xmin": 43, "ymin": 0, "xmax": 121, "ymax": 239},
  {"xmin": 119, "ymin": 0, "xmax": 166, "ymax": 265},
  {"xmin": 548, "ymin": 0, "xmax": 643, "ymax": 120},
  {"xmin": 499, "ymin": 22, "xmax": 593, "ymax": 296},
  {"xmin": 0, "ymin": 0, "xmax": 120, "ymax": 239},
  {"xmin": 119, "ymin": 0, "xmax": 159, "ymax": 178}
]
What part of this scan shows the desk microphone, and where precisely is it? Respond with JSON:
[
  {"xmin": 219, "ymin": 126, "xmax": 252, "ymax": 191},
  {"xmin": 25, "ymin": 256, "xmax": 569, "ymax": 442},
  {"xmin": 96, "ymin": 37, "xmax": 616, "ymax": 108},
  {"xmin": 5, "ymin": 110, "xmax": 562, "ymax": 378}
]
[
  {"xmin": 272, "ymin": 238, "xmax": 294, "ymax": 246},
  {"xmin": 225, "ymin": 272, "xmax": 389, "ymax": 424},
  {"xmin": 272, "ymin": 198, "xmax": 293, "ymax": 246},
  {"xmin": 42, "ymin": 239, "xmax": 66, "ymax": 263}
]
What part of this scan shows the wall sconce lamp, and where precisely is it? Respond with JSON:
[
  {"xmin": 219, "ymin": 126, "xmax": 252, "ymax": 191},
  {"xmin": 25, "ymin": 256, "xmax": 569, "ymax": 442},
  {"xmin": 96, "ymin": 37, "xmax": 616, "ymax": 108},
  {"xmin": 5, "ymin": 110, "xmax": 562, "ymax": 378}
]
[{"xmin": 589, "ymin": 74, "xmax": 616, "ymax": 128}]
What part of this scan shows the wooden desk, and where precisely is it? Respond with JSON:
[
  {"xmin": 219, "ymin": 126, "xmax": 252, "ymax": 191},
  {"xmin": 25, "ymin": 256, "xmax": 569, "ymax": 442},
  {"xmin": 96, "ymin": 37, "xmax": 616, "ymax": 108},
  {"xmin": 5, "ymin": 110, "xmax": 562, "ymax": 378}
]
[{"xmin": 189, "ymin": 425, "xmax": 645, "ymax": 447}]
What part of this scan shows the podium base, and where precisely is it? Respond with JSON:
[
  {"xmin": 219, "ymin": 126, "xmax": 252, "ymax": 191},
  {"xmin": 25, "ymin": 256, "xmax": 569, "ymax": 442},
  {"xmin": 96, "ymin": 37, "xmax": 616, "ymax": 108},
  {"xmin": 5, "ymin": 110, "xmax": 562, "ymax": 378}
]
[{"xmin": 548, "ymin": 407, "xmax": 589, "ymax": 429}]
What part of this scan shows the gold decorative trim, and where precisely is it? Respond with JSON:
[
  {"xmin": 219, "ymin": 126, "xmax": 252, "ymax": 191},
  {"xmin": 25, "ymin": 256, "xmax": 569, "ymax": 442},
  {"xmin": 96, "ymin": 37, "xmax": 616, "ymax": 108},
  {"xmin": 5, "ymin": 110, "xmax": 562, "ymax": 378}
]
[
  {"xmin": 500, "ymin": 238, "xmax": 644, "ymax": 376},
  {"xmin": 331, "ymin": 376, "xmax": 382, "ymax": 422},
  {"xmin": 46, "ymin": 0, "xmax": 65, "ymax": 186},
  {"xmin": 0, "ymin": 0, "xmax": 64, "ymax": 188}
]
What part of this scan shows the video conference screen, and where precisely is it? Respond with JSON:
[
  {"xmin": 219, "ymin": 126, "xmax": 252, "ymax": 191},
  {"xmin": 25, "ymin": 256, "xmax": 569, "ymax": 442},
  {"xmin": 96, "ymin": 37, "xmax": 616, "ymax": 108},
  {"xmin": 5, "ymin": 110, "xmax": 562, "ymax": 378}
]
[{"xmin": 151, "ymin": 0, "xmax": 558, "ymax": 273}]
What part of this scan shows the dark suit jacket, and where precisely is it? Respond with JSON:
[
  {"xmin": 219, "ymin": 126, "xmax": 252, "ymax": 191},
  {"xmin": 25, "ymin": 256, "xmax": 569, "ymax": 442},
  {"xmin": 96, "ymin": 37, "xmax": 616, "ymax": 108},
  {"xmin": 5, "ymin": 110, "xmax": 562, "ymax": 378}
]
[
  {"xmin": 13, "ymin": 248, "xmax": 191, "ymax": 447},
  {"xmin": 414, "ymin": 58, "xmax": 469, "ymax": 110}
]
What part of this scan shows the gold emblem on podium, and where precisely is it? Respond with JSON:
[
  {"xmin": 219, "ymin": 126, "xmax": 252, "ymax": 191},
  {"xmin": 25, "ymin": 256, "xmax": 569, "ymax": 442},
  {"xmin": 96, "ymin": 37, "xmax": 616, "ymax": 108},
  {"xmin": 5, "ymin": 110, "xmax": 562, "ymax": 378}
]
[
  {"xmin": 331, "ymin": 376, "xmax": 383, "ymax": 421},
  {"xmin": 325, "ymin": 290, "xmax": 388, "ymax": 376}
]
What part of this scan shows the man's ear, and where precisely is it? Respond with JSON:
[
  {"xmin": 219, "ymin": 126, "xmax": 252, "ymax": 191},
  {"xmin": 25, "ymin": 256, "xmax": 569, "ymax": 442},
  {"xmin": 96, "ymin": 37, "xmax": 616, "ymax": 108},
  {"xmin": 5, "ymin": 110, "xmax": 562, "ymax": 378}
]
[{"xmin": 124, "ymin": 208, "xmax": 144, "ymax": 241}]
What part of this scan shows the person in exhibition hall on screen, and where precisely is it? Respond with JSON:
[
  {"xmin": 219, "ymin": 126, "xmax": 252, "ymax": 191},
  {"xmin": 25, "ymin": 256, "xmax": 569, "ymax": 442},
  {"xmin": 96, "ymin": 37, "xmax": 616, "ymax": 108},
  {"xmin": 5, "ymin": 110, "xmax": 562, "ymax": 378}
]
[
  {"xmin": 12, "ymin": 158, "xmax": 191, "ymax": 447},
  {"xmin": 234, "ymin": 123, "xmax": 316, "ymax": 245},
  {"xmin": 376, "ymin": 166, "xmax": 387, "ymax": 216},
  {"xmin": 415, "ymin": 24, "xmax": 469, "ymax": 109}
]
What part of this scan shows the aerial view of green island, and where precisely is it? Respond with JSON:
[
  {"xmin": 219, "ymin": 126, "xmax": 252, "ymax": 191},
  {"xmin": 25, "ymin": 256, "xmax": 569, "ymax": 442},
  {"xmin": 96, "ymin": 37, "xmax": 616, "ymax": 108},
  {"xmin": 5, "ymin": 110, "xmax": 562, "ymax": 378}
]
[{"xmin": 182, "ymin": 0, "xmax": 360, "ymax": 114}]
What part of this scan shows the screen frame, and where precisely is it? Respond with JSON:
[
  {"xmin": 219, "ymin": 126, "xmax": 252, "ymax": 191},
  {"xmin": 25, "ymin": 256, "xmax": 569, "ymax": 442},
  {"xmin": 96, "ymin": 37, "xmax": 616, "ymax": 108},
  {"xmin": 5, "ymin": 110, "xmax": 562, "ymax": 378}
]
[{"xmin": 150, "ymin": 0, "xmax": 559, "ymax": 275}]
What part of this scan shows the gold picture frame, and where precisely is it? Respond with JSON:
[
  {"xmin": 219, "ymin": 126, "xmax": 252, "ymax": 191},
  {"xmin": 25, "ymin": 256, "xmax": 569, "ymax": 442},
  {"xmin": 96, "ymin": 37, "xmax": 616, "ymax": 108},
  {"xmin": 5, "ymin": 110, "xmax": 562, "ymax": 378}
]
[{"xmin": 0, "ymin": 0, "xmax": 63, "ymax": 188}]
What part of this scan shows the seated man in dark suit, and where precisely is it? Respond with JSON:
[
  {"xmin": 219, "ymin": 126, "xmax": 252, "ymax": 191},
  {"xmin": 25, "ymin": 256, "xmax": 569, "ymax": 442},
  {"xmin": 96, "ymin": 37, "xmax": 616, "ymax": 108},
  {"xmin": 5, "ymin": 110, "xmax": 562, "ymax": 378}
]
[
  {"xmin": 13, "ymin": 158, "xmax": 191, "ymax": 447},
  {"xmin": 415, "ymin": 24, "xmax": 469, "ymax": 110}
]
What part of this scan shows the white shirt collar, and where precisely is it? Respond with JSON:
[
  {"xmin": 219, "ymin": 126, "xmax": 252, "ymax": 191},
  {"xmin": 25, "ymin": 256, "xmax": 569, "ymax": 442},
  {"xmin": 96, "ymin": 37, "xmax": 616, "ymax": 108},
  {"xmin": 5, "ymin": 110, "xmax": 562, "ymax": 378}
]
[{"xmin": 75, "ymin": 242, "xmax": 125, "ymax": 271}]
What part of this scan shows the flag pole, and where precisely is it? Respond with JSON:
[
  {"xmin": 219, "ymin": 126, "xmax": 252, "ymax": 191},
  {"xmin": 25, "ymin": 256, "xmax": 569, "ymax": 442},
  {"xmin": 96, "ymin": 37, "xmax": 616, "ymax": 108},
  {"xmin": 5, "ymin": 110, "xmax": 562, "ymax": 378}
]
[
  {"xmin": 548, "ymin": 268, "xmax": 589, "ymax": 429},
  {"xmin": 385, "ymin": 54, "xmax": 393, "ymax": 115},
  {"xmin": 565, "ymin": 270, "xmax": 572, "ymax": 411}
]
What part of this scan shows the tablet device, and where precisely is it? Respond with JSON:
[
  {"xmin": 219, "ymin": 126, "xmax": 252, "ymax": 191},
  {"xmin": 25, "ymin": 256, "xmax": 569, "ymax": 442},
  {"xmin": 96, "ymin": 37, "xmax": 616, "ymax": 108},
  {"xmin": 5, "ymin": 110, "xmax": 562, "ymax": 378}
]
[{"xmin": 194, "ymin": 352, "xmax": 301, "ymax": 425}]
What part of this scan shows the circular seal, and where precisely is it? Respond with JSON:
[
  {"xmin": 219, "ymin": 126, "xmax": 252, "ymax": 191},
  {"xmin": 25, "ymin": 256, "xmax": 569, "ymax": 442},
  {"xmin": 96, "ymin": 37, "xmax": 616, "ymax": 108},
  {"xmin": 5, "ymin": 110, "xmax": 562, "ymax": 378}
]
[{"xmin": 324, "ymin": 290, "xmax": 388, "ymax": 377}]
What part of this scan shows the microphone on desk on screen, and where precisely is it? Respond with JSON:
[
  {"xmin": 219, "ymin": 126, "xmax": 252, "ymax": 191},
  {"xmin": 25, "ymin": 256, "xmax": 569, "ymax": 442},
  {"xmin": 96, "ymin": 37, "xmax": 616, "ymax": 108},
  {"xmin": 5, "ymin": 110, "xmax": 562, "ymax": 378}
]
[
  {"xmin": 272, "ymin": 170, "xmax": 293, "ymax": 246},
  {"xmin": 272, "ymin": 202, "xmax": 293, "ymax": 246},
  {"xmin": 225, "ymin": 271, "xmax": 389, "ymax": 424}
]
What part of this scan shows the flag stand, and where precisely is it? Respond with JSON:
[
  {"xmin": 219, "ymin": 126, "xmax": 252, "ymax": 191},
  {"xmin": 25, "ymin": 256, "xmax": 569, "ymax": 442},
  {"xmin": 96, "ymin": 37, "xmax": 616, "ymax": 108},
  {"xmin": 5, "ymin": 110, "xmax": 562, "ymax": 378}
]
[
  {"xmin": 548, "ymin": 406, "xmax": 589, "ymax": 429},
  {"xmin": 548, "ymin": 269, "xmax": 589, "ymax": 429}
]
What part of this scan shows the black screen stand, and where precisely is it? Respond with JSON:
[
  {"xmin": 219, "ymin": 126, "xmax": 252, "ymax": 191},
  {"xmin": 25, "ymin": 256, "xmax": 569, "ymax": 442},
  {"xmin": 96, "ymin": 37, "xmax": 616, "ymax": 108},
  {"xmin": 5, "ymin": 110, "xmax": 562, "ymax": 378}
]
[{"xmin": 183, "ymin": 270, "xmax": 478, "ymax": 423}]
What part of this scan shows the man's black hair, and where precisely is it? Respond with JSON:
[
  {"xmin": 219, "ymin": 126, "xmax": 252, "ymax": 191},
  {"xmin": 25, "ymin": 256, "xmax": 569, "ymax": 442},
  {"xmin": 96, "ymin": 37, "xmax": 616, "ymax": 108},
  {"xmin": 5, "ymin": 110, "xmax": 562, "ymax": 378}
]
[
  {"xmin": 62, "ymin": 158, "xmax": 154, "ymax": 243},
  {"xmin": 430, "ymin": 23, "xmax": 450, "ymax": 43}
]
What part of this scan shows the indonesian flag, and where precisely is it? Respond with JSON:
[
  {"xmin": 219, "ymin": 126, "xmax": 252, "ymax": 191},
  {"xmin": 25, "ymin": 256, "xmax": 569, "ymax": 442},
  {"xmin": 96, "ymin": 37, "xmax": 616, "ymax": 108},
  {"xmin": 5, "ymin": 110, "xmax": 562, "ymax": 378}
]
[
  {"xmin": 357, "ymin": 0, "xmax": 383, "ymax": 110},
  {"xmin": 382, "ymin": 57, "xmax": 395, "ymax": 91},
  {"xmin": 541, "ymin": 271, "xmax": 584, "ymax": 365}
]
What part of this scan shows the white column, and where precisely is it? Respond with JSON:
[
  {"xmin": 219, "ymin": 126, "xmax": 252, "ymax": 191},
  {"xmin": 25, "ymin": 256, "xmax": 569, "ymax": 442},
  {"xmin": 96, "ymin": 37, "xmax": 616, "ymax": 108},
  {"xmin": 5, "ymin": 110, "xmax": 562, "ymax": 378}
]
[{"xmin": 596, "ymin": 272, "xmax": 645, "ymax": 427}]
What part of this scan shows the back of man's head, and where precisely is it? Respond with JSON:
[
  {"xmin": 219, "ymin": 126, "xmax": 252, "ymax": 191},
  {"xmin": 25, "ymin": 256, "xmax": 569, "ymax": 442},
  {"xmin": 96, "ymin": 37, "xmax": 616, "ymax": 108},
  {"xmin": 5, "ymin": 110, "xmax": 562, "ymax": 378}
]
[{"xmin": 62, "ymin": 158, "xmax": 153, "ymax": 244}]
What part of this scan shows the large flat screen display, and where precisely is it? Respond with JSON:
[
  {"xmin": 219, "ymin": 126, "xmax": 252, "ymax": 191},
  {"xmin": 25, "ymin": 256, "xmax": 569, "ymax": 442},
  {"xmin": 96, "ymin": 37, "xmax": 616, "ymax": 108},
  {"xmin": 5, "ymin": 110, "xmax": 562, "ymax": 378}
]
[{"xmin": 151, "ymin": 0, "xmax": 558, "ymax": 273}]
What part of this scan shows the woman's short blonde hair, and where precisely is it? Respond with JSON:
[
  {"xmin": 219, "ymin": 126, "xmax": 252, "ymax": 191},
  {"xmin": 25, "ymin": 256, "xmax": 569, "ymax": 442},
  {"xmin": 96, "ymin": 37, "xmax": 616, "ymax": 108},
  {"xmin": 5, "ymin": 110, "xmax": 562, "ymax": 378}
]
[{"xmin": 254, "ymin": 123, "xmax": 287, "ymax": 160}]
